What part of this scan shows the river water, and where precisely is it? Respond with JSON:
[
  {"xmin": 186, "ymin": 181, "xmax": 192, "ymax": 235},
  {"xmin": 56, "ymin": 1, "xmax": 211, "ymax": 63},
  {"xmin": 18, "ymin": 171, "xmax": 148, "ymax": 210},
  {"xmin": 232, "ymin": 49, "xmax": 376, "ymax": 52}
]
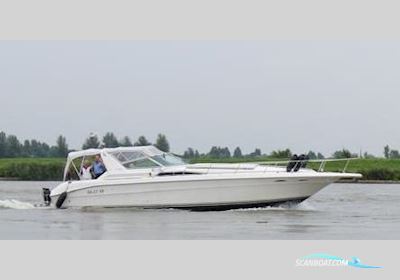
[{"xmin": 0, "ymin": 181, "xmax": 398, "ymax": 239}]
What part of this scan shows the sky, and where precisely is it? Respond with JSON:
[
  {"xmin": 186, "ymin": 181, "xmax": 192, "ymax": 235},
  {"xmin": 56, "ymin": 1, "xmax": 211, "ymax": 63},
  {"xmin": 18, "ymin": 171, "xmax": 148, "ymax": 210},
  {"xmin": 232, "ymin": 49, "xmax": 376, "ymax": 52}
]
[{"xmin": 0, "ymin": 41, "xmax": 399, "ymax": 156}]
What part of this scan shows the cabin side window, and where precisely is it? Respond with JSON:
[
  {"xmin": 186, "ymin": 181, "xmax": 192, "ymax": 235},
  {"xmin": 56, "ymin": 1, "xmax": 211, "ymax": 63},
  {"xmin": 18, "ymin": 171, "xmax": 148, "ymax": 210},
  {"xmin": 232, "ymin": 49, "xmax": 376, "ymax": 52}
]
[
  {"xmin": 123, "ymin": 158, "xmax": 160, "ymax": 169},
  {"xmin": 111, "ymin": 151, "xmax": 161, "ymax": 170}
]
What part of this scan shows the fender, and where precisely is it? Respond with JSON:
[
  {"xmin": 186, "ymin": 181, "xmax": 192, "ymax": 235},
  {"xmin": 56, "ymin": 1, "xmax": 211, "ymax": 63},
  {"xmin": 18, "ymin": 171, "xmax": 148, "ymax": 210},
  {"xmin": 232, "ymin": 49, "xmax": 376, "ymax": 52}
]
[{"xmin": 56, "ymin": 192, "xmax": 68, "ymax": 208}]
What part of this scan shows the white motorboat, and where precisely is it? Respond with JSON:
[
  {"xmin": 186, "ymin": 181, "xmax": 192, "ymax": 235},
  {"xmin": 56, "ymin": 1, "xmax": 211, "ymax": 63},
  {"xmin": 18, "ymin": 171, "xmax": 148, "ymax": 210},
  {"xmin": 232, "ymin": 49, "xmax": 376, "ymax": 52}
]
[{"xmin": 43, "ymin": 146, "xmax": 362, "ymax": 210}]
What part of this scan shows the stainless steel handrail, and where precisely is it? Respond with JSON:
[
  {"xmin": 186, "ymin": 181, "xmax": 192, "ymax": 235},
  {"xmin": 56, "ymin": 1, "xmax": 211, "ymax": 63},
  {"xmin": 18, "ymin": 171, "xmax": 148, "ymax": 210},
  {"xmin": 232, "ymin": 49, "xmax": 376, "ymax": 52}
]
[
  {"xmin": 256, "ymin": 158, "xmax": 358, "ymax": 173},
  {"xmin": 191, "ymin": 158, "xmax": 358, "ymax": 174}
]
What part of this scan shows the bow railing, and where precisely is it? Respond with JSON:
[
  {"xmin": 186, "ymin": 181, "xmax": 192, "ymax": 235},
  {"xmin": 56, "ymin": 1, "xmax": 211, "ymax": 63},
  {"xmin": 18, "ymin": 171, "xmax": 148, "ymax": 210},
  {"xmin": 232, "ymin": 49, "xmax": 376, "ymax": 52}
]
[
  {"xmin": 256, "ymin": 158, "xmax": 359, "ymax": 173},
  {"xmin": 189, "ymin": 158, "xmax": 359, "ymax": 174}
]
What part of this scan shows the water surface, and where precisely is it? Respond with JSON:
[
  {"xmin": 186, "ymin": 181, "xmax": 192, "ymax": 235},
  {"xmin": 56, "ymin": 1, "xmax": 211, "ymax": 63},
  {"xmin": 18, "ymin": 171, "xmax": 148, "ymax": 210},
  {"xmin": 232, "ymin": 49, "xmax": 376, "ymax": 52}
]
[{"xmin": 0, "ymin": 181, "xmax": 399, "ymax": 239}]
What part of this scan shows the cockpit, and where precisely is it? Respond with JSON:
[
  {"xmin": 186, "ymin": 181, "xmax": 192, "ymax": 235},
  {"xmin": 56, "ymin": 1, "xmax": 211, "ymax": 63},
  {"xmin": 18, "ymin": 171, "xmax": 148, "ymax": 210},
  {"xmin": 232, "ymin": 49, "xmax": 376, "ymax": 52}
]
[{"xmin": 63, "ymin": 146, "xmax": 186, "ymax": 181}]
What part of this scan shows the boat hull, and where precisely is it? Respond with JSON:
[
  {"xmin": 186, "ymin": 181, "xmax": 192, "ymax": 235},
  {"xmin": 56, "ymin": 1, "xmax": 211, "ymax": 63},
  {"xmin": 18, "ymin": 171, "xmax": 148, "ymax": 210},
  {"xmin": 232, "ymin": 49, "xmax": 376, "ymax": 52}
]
[{"xmin": 50, "ymin": 175, "xmax": 335, "ymax": 210}]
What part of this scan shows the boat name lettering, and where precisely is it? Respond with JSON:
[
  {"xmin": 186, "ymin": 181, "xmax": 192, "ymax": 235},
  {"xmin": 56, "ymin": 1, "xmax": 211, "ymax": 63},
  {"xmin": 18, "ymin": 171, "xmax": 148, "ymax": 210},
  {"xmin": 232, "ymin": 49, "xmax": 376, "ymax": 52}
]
[{"xmin": 87, "ymin": 188, "xmax": 104, "ymax": 194}]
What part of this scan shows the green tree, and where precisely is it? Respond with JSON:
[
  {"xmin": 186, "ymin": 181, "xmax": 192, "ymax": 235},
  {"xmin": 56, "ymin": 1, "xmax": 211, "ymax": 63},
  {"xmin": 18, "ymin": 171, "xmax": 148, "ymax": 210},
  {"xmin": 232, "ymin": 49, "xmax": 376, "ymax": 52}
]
[
  {"xmin": 208, "ymin": 146, "xmax": 231, "ymax": 158},
  {"xmin": 49, "ymin": 146, "xmax": 59, "ymax": 157},
  {"xmin": 333, "ymin": 149, "xmax": 354, "ymax": 159},
  {"xmin": 134, "ymin": 136, "xmax": 151, "ymax": 147},
  {"xmin": 102, "ymin": 132, "xmax": 119, "ymax": 148},
  {"xmin": 317, "ymin": 152, "xmax": 325, "ymax": 159},
  {"xmin": 384, "ymin": 145, "xmax": 390, "ymax": 159},
  {"xmin": 307, "ymin": 151, "xmax": 317, "ymax": 159},
  {"xmin": 155, "ymin": 134, "xmax": 170, "ymax": 152},
  {"xmin": 249, "ymin": 148, "xmax": 262, "ymax": 157},
  {"xmin": 233, "ymin": 147, "xmax": 243, "ymax": 158},
  {"xmin": 208, "ymin": 146, "xmax": 219, "ymax": 158},
  {"xmin": 0, "ymin": 131, "xmax": 6, "ymax": 157},
  {"xmin": 271, "ymin": 149, "xmax": 292, "ymax": 159},
  {"xmin": 390, "ymin": 149, "xmax": 400, "ymax": 159},
  {"xmin": 22, "ymin": 139, "xmax": 31, "ymax": 157},
  {"xmin": 221, "ymin": 147, "xmax": 231, "ymax": 158},
  {"xmin": 55, "ymin": 135, "xmax": 69, "ymax": 157},
  {"xmin": 82, "ymin": 134, "xmax": 100, "ymax": 149},
  {"xmin": 30, "ymin": 140, "xmax": 40, "ymax": 157},
  {"xmin": 6, "ymin": 135, "xmax": 21, "ymax": 157},
  {"xmin": 40, "ymin": 143, "xmax": 50, "ymax": 157},
  {"xmin": 119, "ymin": 136, "xmax": 133, "ymax": 147},
  {"xmin": 183, "ymin": 147, "xmax": 195, "ymax": 158}
]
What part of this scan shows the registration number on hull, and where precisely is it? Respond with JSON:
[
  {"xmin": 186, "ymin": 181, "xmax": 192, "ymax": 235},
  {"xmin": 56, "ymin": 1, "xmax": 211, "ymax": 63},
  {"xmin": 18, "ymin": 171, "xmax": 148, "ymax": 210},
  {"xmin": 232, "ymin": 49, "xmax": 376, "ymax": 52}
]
[{"xmin": 87, "ymin": 188, "xmax": 105, "ymax": 194}]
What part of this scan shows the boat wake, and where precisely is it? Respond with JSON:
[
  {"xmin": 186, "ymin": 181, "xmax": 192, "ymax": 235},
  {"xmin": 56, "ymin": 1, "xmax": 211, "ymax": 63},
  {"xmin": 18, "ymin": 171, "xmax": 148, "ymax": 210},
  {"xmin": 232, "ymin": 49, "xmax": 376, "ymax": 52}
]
[
  {"xmin": 0, "ymin": 199, "xmax": 36, "ymax": 210},
  {"xmin": 294, "ymin": 201, "xmax": 316, "ymax": 211},
  {"xmin": 232, "ymin": 201, "xmax": 316, "ymax": 212}
]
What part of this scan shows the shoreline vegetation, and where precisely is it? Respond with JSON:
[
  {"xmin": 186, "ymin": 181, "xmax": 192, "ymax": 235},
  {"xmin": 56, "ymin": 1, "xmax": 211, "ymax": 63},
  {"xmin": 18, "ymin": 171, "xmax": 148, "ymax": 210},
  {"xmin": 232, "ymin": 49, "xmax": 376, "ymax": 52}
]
[
  {"xmin": 1, "ymin": 157, "xmax": 400, "ymax": 182},
  {"xmin": 1, "ymin": 131, "xmax": 400, "ymax": 182}
]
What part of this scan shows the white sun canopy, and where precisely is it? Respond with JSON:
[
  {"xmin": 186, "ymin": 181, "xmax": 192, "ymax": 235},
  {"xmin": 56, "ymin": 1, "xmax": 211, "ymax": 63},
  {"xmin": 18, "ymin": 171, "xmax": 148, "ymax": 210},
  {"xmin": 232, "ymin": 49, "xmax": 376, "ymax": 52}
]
[{"xmin": 63, "ymin": 146, "xmax": 167, "ymax": 180}]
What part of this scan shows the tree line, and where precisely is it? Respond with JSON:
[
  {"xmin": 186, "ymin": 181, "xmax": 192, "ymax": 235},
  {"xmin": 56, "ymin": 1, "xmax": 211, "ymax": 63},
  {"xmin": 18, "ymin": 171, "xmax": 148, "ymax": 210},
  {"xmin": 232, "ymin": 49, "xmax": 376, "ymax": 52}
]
[
  {"xmin": 0, "ymin": 131, "xmax": 170, "ymax": 158},
  {"xmin": 1, "ymin": 130, "xmax": 399, "ymax": 160},
  {"xmin": 0, "ymin": 131, "xmax": 68, "ymax": 158},
  {"xmin": 82, "ymin": 133, "xmax": 170, "ymax": 153},
  {"xmin": 182, "ymin": 146, "xmax": 324, "ymax": 160},
  {"xmin": 384, "ymin": 145, "xmax": 400, "ymax": 159}
]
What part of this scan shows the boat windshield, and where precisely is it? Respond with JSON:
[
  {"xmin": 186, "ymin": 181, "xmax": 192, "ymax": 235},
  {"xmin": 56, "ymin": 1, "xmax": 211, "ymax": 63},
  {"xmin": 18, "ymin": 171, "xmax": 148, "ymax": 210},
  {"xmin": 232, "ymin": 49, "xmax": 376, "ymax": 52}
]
[
  {"xmin": 151, "ymin": 153, "xmax": 185, "ymax": 166},
  {"xmin": 110, "ymin": 150, "xmax": 185, "ymax": 169}
]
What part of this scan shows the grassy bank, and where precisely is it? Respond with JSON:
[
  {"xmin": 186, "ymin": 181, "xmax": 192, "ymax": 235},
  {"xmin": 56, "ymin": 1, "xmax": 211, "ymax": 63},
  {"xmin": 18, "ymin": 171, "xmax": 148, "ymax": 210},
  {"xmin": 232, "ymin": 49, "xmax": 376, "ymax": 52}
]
[
  {"xmin": 307, "ymin": 159, "xmax": 400, "ymax": 181},
  {"xmin": 1, "ymin": 157, "xmax": 400, "ymax": 182},
  {"xmin": 191, "ymin": 157, "xmax": 400, "ymax": 182},
  {"xmin": 0, "ymin": 158, "xmax": 65, "ymax": 181}
]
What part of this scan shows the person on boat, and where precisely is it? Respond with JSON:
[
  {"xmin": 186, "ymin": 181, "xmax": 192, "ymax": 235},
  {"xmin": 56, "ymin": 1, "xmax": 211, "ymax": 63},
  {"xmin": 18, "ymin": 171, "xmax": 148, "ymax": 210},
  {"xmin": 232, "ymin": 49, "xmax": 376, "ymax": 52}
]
[
  {"xmin": 80, "ymin": 160, "xmax": 93, "ymax": 180},
  {"xmin": 92, "ymin": 154, "xmax": 107, "ymax": 179}
]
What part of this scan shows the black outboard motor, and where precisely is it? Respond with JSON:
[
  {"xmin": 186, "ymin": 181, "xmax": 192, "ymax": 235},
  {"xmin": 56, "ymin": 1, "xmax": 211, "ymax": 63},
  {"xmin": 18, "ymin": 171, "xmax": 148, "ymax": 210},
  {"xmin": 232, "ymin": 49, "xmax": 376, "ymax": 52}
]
[
  {"xmin": 42, "ymin": 188, "xmax": 51, "ymax": 206},
  {"xmin": 286, "ymin": 154, "xmax": 299, "ymax": 172}
]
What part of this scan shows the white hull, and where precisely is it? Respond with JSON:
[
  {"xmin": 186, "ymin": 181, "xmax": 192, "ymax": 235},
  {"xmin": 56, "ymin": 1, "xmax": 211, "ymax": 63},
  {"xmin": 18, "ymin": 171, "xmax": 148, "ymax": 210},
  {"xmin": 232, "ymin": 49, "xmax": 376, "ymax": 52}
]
[
  {"xmin": 47, "ymin": 146, "xmax": 362, "ymax": 210},
  {"xmin": 51, "ymin": 175, "xmax": 337, "ymax": 210}
]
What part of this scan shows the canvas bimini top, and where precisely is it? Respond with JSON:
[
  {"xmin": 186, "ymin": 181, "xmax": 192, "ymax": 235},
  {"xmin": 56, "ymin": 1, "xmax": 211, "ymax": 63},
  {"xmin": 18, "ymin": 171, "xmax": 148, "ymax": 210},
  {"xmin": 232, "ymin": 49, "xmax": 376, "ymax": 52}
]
[{"xmin": 63, "ymin": 146, "xmax": 186, "ymax": 180}]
